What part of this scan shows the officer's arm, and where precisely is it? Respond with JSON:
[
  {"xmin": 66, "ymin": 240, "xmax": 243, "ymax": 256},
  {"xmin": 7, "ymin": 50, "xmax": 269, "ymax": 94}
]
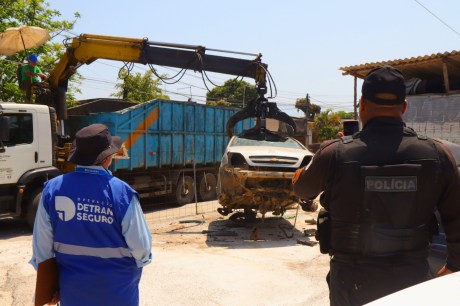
[
  {"xmin": 437, "ymin": 265, "xmax": 454, "ymax": 276},
  {"xmin": 293, "ymin": 140, "xmax": 336, "ymax": 201},
  {"xmin": 436, "ymin": 142, "xmax": 460, "ymax": 274}
]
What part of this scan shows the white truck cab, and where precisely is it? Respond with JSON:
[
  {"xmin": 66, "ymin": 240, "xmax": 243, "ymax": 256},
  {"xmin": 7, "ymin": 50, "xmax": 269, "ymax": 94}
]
[{"xmin": 0, "ymin": 102, "xmax": 60, "ymax": 228}]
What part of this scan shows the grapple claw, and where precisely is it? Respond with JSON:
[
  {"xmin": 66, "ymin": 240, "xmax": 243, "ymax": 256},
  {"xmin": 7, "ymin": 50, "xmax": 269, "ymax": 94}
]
[{"xmin": 226, "ymin": 97, "xmax": 296, "ymax": 138}]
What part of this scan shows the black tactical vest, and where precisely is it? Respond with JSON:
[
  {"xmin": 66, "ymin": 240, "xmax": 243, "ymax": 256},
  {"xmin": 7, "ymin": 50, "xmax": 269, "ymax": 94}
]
[{"xmin": 325, "ymin": 120, "xmax": 441, "ymax": 257}]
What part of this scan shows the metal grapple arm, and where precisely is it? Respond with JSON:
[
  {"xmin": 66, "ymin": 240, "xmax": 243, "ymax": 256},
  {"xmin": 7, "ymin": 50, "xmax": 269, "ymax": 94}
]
[{"xmin": 226, "ymin": 97, "xmax": 296, "ymax": 139}]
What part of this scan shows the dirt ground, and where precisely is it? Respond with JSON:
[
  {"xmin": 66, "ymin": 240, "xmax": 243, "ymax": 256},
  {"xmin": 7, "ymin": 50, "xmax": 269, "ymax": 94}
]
[{"xmin": 0, "ymin": 202, "xmax": 330, "ymax": 306}]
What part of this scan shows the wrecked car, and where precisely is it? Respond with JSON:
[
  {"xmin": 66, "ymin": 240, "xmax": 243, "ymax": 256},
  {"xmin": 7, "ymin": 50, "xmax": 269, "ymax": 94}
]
[{"xmin": 217, "ymin": 134, "xmax": 314, "ymax": 220}]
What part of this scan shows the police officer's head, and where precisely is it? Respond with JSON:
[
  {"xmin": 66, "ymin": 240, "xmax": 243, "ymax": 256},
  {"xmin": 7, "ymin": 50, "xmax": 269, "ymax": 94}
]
[{"xmin": 359, "ymin": 66, "xmax": 407, "ymax": 125}]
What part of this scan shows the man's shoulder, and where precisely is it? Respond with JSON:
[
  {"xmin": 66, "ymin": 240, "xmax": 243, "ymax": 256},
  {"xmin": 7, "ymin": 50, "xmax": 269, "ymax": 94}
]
[
  {"xmin": 110, "ymin": 176, "xmax": 137, "ymax": 192},
  {"xmin": 320, "ymin": 138, "xmax": 341, "ymax": 147},
  {"xmin": 431, "ymin": 138, "xmax": 460, "ymax": 164},
  {"xmin": 317, "ymin": 139, "xmax": 340, "ymax": 153},
  {"xmin": 46, "ymin": 173, "xmax": 65, "ymax": 184}
]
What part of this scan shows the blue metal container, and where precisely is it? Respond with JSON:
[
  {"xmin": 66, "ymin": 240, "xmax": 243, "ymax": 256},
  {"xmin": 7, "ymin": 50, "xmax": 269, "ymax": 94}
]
[{"xmin": 66, "ymin": 99, "xmax": 253, "ymax": 171}]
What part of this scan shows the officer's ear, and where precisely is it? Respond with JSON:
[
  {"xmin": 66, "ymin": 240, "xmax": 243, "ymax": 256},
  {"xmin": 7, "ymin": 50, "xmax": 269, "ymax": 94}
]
[
  {"xmin": 401, "ymin": 100, "xmax": 408, "ymax": 114},
  {"xmin": 358, "ymin": 97, "xmax": 364, "ymax": 111}
]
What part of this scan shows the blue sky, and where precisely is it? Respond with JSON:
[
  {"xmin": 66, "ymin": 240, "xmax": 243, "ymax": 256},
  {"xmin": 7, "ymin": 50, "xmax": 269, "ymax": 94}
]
[{"xmin": 46, "ymin": 0, "xmax": 460, "ymax": 116}]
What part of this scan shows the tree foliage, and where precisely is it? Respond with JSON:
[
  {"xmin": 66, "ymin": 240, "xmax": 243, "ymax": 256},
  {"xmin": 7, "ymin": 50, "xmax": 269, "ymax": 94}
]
[
  {"xmin": 0, "ymin": 0, "xmax": 80, "ymax": 104},
  {"xmin": 336, "ymin": 110, "xmax": 355, "ymax": 119},
  {"xmin": 312, "ymin": 109, "xmax": 343, "ymax": 142},
  {"xmin": 206, "ymin": 79, "xmax": 257, "ymax": 107},
  {"xmin": 111, "ymin": 69, "xmax": 169, "ymax": 103},
  {"xmin": 295, "ymin": 97, "xmax": 321, "ymax": 120}
]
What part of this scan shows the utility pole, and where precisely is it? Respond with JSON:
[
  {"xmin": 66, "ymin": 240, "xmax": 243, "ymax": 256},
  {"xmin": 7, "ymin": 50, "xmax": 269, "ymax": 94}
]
[
  {"xmin": 305, "ymin": 94, "xmax": 310, "ymax": 146},
  {"xmin": 178, "ymin": 86, "xmax": 193, "ymax": 102},
  {"xmin": 242, "ymin": 86, "xmax": 246, "ymax": 108}
]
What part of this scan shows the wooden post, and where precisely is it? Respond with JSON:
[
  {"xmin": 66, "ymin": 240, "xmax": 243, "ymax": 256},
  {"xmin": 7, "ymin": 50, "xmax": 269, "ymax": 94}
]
[
  {"xmin": 354, "ymin": 76, "xmax": 358, "ymax": 120},
  {"xmin": 305, "ymin": 94, "xmax": 310, "ymax": 146},
  {"xmin": 442, "ymin": 59, "xmax": 450, "ymax": 93}
]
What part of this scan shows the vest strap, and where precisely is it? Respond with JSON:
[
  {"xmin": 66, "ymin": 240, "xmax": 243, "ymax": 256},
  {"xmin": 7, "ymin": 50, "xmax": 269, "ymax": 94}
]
[{"xmin": 54, "ymin": 242, "xmax": 132, "ymax": 259}]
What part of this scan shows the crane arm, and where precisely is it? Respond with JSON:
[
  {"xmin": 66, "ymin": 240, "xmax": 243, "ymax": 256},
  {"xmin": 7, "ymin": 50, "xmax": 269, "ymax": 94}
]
[
  {"xmin": 37, "ymin": 34, "xmax": 294, "ymax": 138},
  {"xmin": 48, "ymin": 34, "xmax": 267, "ymax": 90}
]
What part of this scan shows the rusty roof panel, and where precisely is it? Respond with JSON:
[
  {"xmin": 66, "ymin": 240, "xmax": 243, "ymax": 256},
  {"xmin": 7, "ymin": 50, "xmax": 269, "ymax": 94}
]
[{"xmin": 339, "ymin": 50, "xmax": 460, "ymax": 80}]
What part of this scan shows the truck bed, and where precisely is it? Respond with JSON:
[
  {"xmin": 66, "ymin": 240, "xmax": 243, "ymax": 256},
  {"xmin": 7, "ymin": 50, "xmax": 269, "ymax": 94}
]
[{"xmin": 66, "ymin": 99, "xmax": 253, "ymax": 171}]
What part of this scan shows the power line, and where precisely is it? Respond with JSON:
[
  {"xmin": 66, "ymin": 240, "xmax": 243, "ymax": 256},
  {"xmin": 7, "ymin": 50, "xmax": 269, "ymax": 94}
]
[
  {"xmin": 76, "ymin": 75, "xmax": 354, "ymax": 112},
  {"xmin": 80, "ymin": 59, "xmax": 355, "ymax": 106},
  {"xmin": 414, "ymin": 0, "xmax": 460, "ymax": 38},
  {"xmin": 67, "ymin": 57, "xmax": 353, "ymax": 111}
]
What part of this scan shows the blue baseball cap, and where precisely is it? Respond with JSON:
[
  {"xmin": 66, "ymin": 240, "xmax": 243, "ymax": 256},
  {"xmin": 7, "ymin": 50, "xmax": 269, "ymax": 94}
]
[{"xmin": 28, "ymin": 54, "xmax": 38, "ymax": 63}]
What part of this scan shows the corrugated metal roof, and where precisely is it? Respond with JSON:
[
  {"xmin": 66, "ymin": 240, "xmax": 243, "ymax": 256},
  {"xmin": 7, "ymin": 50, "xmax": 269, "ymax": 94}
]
[{"xmin": 339, "ymin": 50, "xmax": 460, "ymax": 80}]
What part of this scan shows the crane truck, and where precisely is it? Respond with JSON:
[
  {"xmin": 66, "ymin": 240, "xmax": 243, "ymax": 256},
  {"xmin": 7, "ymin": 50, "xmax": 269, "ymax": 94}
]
[{"xmin": 0, "ymin": 34, "xmax": 296, "ymax": 228}]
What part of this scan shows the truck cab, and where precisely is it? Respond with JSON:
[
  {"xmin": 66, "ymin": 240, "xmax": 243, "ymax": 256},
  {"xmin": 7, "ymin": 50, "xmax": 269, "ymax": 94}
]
[{"xmin": 0, "ymin": 102, "xmax": 60, "ymax": 228}]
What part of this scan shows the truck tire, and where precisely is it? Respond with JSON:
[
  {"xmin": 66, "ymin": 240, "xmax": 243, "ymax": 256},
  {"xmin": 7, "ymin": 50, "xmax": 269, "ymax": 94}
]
[
  {"xmin": 176, "ymin": 176, "xmax": 195, "ymax": 206},
  {"xmin": 26, "ymin": 188, "xmax": 43, "ymax": 230},
  {"xmin": 199, "ymin": 173, "xmax": 217, "ymax": 201}
]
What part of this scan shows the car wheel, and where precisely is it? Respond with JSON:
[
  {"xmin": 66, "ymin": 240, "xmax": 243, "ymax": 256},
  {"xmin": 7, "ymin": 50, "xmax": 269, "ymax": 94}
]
[
  {"xmin": 176, "ymin": 175, "xmax": 195, "ymax": 206},
  {"xmin": 199, "ymin": 173, "xmax": 217, "ymax": 201},
  {"xmin": 229, "ymin": 209, "xmax": 257, "ymax": 223},
  {"xmin": 300, "ymin": 199, "xmax": 318, "ymax": 212}
]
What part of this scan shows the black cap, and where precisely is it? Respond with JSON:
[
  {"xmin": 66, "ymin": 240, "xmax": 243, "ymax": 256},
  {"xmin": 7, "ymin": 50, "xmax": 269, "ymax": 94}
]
[
  {"xmin": 362, "ymin": 66, "xmax": 406, "ymax": 105},
  {"xmin": 68, "ymin": 124, "xmax": 122, "ymax": 166}
]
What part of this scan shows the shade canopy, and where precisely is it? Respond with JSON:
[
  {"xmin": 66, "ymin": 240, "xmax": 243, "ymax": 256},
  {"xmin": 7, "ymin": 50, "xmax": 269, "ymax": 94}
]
[{"xmin": 0, "ymin": 25, "xmax": 50, "ymax": 56}]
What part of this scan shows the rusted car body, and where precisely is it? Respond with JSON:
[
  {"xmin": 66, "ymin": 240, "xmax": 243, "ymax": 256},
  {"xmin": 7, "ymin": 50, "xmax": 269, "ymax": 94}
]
[{"xmin": 217, "ymin": 135, "xmax": 313, "ymax": 218}]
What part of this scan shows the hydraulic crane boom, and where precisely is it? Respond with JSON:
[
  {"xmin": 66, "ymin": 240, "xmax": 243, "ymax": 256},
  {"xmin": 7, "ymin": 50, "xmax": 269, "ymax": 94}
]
[{"xmin": 36, "ymin": 34, "xmax": 295, "ymax": 138}]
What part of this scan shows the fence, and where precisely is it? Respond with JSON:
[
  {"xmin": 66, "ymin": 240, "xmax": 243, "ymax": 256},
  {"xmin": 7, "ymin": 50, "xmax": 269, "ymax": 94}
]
[
  {"xmin": 404, "ymin": 94, "xmax": 460, "ymax": 144},
  {"xmin": 142, "ymin": 200, "xmax": 221, "ymax": 228}
]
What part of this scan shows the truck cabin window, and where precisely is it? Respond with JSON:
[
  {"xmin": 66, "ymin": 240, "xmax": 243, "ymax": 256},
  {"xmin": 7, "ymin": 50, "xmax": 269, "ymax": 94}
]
[{"xmin": 4, "ymin": 114, "xmax": 33, "ymax": 146}]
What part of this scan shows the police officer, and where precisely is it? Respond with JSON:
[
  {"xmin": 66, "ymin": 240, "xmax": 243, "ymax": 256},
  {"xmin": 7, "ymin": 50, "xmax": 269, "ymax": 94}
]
[{"xmin": 293, "ymin": 66, "xmax": 460, "ymax": 305}]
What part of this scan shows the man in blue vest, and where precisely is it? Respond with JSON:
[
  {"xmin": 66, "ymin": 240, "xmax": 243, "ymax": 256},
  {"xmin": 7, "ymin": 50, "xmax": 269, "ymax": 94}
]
[
  {"xmin": 31, "ymin": 123, "xmax": 152, "ymax": 306},
  {"xmin": 293, "ymin": 66, "xmax": 460, "ymax": 305}
]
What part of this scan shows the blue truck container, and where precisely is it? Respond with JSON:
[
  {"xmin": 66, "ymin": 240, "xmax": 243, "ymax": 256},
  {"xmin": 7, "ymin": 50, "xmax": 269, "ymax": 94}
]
[{"xmin": 65, "ymin": 98, "xmax": 253, "ymax": 204}]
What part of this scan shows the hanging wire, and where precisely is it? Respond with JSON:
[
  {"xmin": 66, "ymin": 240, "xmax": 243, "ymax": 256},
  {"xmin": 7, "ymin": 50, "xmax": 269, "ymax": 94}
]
[
  {"xmin": 414, "ymin": 0, "xmax": 460, "ymax": 38},
  {"xmin": 261, "ymin": 63, "xmax": 277, "ymax": 99},
  {"xmin": 148, "ymin": 63, "xmax": 188, "ymax": 84},
  {"xmin": 196, "ymin": 52, "xmax": 222, "ymax": 90},
  {"xmin": 62, "ymin": 36, "xmax": 74, "ymax": 48},
  {"xmin": 118, "ymin": 62, "xmax": 135, "ymax": 79}
]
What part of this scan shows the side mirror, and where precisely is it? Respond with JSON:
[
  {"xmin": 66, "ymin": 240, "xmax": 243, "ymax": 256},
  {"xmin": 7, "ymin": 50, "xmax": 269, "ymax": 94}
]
[{"xmin": 0, "ymin": 116, "xmax": 10, "ymax": 142}]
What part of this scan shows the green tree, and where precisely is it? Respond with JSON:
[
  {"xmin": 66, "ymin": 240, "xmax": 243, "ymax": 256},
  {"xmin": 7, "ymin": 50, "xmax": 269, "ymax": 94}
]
[
  {"xmin": 312, "ymin": 109, "xmax": 342, "ymax": 142},
  {"xmin": 336, "ymin": 110, "xmax": 355, "ymax": 119},
  {"xmin": 0, "ymin": 0, "xmax": 80, "ymax": 104},
  {"xmin": 111, "ymin": 69, "xmax": 169, "ymax": 103},
  {"xmin": 295, "ymin": 97, "xmax": 321, "ymax": 120},
  {"xmin": 206, "ymin": 79, "xmax": 257, "ymax": 107}
]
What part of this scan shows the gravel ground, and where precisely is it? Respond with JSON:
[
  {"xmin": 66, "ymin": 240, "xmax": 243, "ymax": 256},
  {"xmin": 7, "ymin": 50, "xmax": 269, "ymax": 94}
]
[{"xmin": 0, "ymin": 202, "xmax": 330, "ymax": 306}]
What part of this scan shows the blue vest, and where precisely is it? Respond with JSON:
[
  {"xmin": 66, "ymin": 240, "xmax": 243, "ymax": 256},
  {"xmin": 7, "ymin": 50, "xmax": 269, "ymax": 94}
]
[{"xmin": 42, "ymin": 167, "xmax": 142, "ymax": 306}]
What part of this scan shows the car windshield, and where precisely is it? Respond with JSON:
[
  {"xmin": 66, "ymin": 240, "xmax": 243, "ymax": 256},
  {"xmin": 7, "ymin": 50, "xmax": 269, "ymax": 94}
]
[{"xmin": 231, "ymin": 137, "xmax": 304, "ymax": 149}]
